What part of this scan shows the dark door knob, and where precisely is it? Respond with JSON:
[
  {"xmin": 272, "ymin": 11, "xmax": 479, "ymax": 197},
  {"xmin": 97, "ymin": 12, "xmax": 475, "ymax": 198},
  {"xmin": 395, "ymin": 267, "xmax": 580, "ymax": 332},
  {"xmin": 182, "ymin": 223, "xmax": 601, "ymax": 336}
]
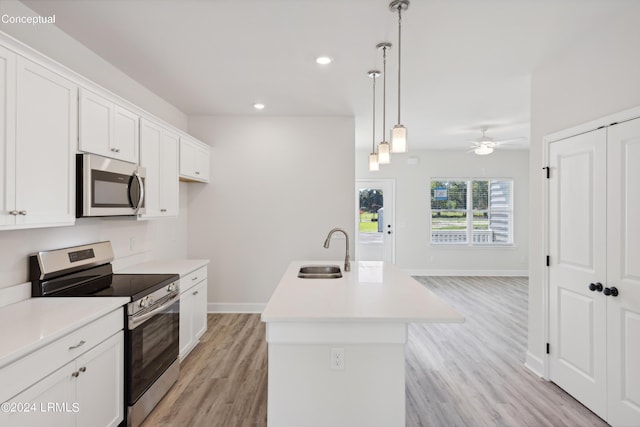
[
  {"xmin": 589, "ymin": 282, "xmax": 603, "ymax": 292},
  {"xmin": 603, "ymin": 287, "xmax": 619, "ymax": 297}
]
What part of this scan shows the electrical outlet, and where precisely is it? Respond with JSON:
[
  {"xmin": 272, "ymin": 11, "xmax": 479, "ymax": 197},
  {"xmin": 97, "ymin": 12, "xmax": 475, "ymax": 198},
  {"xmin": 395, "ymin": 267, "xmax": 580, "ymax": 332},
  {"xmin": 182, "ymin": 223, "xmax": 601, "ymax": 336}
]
[{"xmin": 331, "ymin": 347, "xmax": 345, "ymax": 370}]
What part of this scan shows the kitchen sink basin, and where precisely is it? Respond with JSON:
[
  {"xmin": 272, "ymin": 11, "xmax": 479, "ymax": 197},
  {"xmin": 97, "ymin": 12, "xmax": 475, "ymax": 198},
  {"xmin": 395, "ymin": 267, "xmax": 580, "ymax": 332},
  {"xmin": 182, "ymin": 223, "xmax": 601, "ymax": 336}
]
[{"xmin": 297, "ymin": 265, "xmax": 342, "ymax": 279}]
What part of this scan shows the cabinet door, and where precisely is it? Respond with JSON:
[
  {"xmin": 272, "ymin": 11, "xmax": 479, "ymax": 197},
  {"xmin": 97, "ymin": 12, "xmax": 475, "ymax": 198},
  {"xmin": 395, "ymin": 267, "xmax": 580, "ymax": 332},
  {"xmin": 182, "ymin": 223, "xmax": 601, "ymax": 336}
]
[
  {"xmin": 179, "ymin": 137, "xmax": 197, "ymax": 179},
  {"xmin": 0, "ymin": 45, "xmax": 16, "ymax": 226},
  {"xmin": 140, "ymin": 120, "xmax": 179, "ymax": 218},
  {"xmin": 179, "ymin": 290, "xmax": 194, "ymax": 360},
  {"xmin": 548, "ymin": 128, "xmax": 608, "ymax": 419},
  {"xmin": 606, "ymin": 118, "xmax": 640, "ymax": 426},
  {"xmin": 160, "ymin": 129, "xmax": 179, "ymax": 216},
  {"xmin": 113, "ymin": 105, "xmax": 139, "ymax": 163},
  {"xmin": 15, "ymin": 57, "xmax": 77, "ymax": 227},
  {"xmin": 1, "ymin": 362, "xmax": 75, "ymax": 427},
  {"xmin": 79, "ymin": 88, "xmax": 112, "ymax": 158},
  {"xmin": 140, "ymin": 119, "xmax": 162, "ymax": 217},
  {"xmin": 75, "ymin": 332, "xmax": 124, "ymax": 427},
  {"xmin": 192, "ymin": 280, "xmax": 208, "ymax": 341},
  {"xmin": 195, "ymin": 144, "xmax": 211, "ymax": 183}
]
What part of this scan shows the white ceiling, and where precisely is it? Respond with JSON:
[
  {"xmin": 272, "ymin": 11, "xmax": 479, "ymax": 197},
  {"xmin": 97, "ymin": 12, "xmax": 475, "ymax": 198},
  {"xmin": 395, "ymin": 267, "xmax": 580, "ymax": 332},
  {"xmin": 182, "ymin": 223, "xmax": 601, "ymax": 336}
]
[{"xmin": 23, "ymin": 0, "xmax": 628, "ymax": 150}]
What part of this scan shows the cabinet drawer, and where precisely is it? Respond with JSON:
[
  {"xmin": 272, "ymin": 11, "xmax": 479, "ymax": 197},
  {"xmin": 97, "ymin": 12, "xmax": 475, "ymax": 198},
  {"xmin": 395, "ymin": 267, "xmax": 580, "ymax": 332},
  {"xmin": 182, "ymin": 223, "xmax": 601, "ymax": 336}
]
[
  {"xmin": 181, "ymin": 266, "xmax": 207, "ymax": 293},
  {"xmin": 0, "ymin": 308, "xmax": 123, "ymax": 403}
]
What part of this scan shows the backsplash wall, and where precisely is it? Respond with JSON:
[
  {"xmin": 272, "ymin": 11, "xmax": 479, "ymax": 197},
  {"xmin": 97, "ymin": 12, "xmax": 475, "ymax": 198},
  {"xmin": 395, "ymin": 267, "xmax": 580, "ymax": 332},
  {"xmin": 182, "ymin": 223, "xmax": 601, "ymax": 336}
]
[{"xmin": 0, "ymin": 182, "xmax": 189, "ymax": 289}]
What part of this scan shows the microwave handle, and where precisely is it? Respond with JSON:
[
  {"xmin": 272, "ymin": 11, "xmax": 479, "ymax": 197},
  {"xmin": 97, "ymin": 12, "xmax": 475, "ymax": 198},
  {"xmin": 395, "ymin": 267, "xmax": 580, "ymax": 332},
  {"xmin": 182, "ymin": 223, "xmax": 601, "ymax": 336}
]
[{"xmin": 132, "ymin": 172, "xmax": 145, "ymax": 214}]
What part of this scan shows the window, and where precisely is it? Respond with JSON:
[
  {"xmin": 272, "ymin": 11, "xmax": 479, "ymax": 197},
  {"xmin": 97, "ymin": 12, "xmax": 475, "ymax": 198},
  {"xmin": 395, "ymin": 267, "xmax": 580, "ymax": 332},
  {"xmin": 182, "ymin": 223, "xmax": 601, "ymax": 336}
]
[{"xmin": 430, "ymin": 179, "xmax": 513, "ymax": 245}]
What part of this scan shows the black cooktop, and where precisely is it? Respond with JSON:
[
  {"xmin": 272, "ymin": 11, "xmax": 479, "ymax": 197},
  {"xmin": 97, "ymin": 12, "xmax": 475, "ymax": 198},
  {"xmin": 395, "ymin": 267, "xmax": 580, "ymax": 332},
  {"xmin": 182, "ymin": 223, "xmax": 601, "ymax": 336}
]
[{"xmin": 54, "ymin": 273, "xmax": 179, "ymax": 300}]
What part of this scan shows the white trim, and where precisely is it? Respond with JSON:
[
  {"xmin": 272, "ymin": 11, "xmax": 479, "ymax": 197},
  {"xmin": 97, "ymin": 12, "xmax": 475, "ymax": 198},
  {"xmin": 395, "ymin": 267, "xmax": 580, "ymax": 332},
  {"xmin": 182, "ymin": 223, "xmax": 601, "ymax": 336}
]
[
  {"xmin": 0, "ymin": 282, "xmax": 31, "ymax": 308},
  {"xmin": 208, "ymin": 302, "xmax": 266, "ymax": 314},
  {"xmin": 525, "ymin": 351, "xmax": 546, "ymax": 379},
  {"xmin": 545, "ymin": 105, "xmax": 640, "ymax": 143},
  {"xmin": 405, "ymin": 269, "xmax": 528, "ymax": 277}
]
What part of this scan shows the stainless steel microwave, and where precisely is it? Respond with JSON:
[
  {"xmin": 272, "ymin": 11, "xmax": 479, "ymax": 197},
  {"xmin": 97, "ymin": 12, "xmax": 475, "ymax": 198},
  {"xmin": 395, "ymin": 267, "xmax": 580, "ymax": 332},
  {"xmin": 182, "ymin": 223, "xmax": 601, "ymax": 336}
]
[{"xmin": 76, "ymin": 153, "xmax": 146, "ymax": 217}]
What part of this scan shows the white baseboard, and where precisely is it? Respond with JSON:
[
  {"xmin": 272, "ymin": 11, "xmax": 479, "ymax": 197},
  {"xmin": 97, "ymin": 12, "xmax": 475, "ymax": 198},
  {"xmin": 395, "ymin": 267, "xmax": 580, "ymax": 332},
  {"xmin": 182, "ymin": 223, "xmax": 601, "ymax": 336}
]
[
  {"xmin": 208, "ymin": 302, "xmax": 266, "ymax": 314},
  {"xmin": 404, "ymin": 269, "xmax": 529, "ymax": 277},
  {"xmin": 525, "ymin": 350, "xmax": 546, "ymax": 379}
]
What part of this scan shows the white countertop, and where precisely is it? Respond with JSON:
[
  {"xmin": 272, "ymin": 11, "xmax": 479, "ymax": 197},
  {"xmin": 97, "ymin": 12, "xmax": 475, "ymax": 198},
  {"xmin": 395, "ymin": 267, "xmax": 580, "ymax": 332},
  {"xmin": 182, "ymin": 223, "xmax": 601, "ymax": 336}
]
[
  {"xmin": 261, "ymin": 261, "xmax": 464, "ymax": 323},
  {"xmin": 117, "ymin": 259, "xmax": 209, "ymax": 277},
  {"xmin": 0, "ymin": 297, "xmax": 129, "ymax": 368}
]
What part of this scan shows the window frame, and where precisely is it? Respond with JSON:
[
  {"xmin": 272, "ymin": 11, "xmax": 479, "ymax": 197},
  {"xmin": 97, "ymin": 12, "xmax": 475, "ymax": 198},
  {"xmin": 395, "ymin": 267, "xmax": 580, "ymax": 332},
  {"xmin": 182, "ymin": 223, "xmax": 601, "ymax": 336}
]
[{"xmin": 430, "ymin": 177, "xmax": 514, "ymax": 247}]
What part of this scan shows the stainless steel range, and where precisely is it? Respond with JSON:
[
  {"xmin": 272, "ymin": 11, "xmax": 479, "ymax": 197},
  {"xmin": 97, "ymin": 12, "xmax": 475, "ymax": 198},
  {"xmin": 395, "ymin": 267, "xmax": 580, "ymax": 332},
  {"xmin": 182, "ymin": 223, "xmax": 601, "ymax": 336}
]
[{"xmin": 30, "ymin": 241, "xmax": 180, "ymax": 427}]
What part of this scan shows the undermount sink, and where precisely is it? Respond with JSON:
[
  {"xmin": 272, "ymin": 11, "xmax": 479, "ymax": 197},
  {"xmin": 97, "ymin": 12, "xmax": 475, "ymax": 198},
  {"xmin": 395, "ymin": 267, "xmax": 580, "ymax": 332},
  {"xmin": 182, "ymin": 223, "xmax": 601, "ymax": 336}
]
[{"xmin": 297, "ymin": 265, "xmax": 342, "ymax": 279}]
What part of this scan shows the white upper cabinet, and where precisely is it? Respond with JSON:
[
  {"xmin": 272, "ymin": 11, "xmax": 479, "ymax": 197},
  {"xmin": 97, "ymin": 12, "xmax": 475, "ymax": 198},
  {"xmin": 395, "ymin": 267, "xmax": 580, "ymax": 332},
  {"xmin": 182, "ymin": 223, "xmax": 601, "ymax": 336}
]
[
  {"xmin": 0, "ymin": 46, "xmax": 77, "ymax": 230},
  {"xmin": 179, "ymin": 135, "xmax": 210, "ymax": 183},
  {"xmin": 140, "ymin": 119, "xmax": 179, "ymax": 218},
  {"xmin": 79, "ymin": 88, "xmax": 139, "ymax": 163}
]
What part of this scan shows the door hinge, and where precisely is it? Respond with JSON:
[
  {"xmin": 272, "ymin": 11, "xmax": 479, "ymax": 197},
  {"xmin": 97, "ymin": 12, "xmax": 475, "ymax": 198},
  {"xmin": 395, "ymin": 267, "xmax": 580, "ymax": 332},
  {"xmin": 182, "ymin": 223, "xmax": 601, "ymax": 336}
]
[
  {"xmin": 542, "ymin": 166, "xmax": 550, "ymax": 179},
  {"xmin": 546, "ymin": 343, "xmax": 550, "ymax": 354},
  {"xmin": 546, "ymin": 255, "xmax": 550, "ymax": 267}
]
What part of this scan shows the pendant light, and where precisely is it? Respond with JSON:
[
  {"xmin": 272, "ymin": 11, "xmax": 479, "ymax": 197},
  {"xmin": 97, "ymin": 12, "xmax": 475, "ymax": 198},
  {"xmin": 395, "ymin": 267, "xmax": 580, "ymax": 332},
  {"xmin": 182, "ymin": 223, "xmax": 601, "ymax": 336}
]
[
  {"xmin": 377, "ymin": 42, "xmax": 392, "ymax": 164},
  {"xmin": 390, "ymin": 0, "xmax": 409, "ymax": 153},
  {"xmin": 368, "ymin": 70, "xmax": 381, "ymax": 171}
]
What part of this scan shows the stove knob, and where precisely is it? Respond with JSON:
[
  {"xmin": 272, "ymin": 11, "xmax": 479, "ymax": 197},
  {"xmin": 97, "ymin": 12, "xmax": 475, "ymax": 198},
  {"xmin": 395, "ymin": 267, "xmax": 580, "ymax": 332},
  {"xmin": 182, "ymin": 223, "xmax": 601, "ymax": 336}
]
[
  {"xmin": 167, "ymin": 283, "xmax": 175, "ymax": 292},
  {"xmin": 139, "ymin": 297, "xmax": 149, "ymax": 308}
]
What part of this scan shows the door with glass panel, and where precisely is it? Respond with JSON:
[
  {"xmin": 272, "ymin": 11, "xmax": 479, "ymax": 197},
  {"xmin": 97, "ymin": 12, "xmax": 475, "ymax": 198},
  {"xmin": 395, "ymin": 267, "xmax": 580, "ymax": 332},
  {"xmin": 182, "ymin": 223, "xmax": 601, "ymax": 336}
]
[{"xmin": 356, "ymin": 180, "xmax": 394, "ymax": 262}]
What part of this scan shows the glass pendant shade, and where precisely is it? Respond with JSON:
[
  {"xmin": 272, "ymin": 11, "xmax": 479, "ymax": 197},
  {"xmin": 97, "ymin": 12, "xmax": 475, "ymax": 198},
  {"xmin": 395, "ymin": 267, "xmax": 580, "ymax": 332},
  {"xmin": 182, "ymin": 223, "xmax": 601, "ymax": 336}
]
[
  {"xmin": 378, "ymin": 141, "xmax": 391, "ymax": 164},
  {"xmin": 391, "ymin": 125, "xmax": 407, "ymax": 153},
  {"xmin": 369, "ymin": 153, "xmax": 380, "ymax": 171}
]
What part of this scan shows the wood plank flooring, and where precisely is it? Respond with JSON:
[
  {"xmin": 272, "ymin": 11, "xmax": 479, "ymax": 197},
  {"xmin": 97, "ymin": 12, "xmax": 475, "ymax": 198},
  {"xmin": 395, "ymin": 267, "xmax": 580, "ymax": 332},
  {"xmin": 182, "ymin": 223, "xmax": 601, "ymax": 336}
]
[{"xmin": 142, "ymin": 276, "xmax": 608, "ymax": 427}]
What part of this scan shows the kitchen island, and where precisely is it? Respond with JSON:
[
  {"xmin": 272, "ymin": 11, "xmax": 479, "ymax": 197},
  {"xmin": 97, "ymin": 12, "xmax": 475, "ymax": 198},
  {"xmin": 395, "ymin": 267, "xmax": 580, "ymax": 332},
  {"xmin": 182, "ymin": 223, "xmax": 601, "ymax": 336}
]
[{"xmin": 261, "ymin": 261, "xmax": 464, "ymax": 427}]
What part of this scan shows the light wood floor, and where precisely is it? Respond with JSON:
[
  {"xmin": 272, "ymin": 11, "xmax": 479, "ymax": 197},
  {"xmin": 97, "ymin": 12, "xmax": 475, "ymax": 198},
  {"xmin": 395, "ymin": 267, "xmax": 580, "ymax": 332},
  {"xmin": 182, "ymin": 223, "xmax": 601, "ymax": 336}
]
[{"xmin": 142, "ymin": 276, "xmax": 609, "ymax": 427}]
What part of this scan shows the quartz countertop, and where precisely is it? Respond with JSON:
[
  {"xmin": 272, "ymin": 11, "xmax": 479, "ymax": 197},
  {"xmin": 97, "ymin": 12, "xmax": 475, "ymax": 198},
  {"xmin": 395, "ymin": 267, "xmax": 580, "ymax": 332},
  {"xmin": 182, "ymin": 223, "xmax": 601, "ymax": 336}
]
[
  {"xmin": 0, "ymin": 297, "xmax": 129, "ymax": 368},
  {"xmin": 117, "ymin": 259, "xmax": 209, "ymax": 277},
  {"xmin": 261, "ymin": 261, "xmax": 464, "ymax": 323}
]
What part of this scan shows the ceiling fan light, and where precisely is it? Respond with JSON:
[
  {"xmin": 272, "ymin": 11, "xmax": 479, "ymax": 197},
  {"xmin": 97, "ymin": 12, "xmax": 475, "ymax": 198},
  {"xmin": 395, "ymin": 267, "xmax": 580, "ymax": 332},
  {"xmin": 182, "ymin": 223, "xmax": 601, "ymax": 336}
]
[
  {"xmin": 391, "ymin": 125, "xmax": 407, "ymax": 153},
  {"xmin": 369, "ymin": 153, "xmax": 380, "ymax": 171},
  {"xmin": 474, "ymin": 145, "xmax": 494, "ymax": 156},
  {"xmin": 378, "ymin": 141, "xmax": 391, "ymax": 164}
]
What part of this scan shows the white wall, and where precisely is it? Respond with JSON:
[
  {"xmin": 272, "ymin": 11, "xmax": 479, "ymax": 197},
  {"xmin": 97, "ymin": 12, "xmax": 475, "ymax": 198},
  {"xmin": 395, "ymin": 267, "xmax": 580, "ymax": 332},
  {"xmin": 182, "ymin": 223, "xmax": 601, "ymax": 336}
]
[
  {"xmin": 0, "ymin": 0, "xmax": 187, "ymax": 130},
  {"xmin": 527, "ymin": 4, "xmax": 640, "ymax": 374},
  {"xmin": 0, "ymin": 1, "xmax": 191, "ymax": 289},
  {"xmin": 187, "ymin": 116, "xmax": 355, "ymax": 311},
  {"xmin": 0, "ymin": 183, "xmax": 189, "ymax": 288},
  {"xmin": 356, "ymin": 149, "xmax": 529, "ymax": 275}
]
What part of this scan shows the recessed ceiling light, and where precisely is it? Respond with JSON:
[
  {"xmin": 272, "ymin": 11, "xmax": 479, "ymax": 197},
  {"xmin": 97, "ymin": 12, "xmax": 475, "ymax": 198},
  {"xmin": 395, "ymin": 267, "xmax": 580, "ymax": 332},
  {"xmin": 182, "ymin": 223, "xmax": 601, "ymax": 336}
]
[
  {"xmin": 253, "ymin": 103, "xmax": 265, "ymax": 110},
  {"xmin": 315, "ymin": 56, "xmax": 333, "ymax": 65}
]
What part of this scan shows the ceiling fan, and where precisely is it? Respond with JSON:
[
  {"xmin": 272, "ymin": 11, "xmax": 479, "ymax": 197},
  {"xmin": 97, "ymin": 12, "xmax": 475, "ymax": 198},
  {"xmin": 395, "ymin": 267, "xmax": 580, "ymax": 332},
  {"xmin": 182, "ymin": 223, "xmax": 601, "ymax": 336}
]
[{"xmin": 467, "ymin": 126, "xmax": 525, "ymax": 155}]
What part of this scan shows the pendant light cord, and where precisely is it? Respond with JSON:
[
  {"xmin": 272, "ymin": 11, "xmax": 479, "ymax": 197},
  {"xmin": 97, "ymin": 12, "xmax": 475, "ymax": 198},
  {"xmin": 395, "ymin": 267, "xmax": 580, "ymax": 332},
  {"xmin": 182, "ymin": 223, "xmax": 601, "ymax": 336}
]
[
  {"xmin": 397, "ymin": 6, "xmax": 402, "ymax": 123},
  {"xmin": 372, "ymin": 74, "xmax": 377, "ymax": 153},
  {"xmin": 382, "ymin": 46, "xmax": 387, "ymax": 141}
]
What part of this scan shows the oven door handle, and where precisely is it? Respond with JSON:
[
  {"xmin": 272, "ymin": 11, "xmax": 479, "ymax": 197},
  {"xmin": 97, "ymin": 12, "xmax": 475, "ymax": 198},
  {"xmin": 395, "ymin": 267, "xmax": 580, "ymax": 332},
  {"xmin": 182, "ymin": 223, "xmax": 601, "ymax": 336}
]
[{"xmin": 129, "ymin": 293, "xmax": 179, "ymax": 329}]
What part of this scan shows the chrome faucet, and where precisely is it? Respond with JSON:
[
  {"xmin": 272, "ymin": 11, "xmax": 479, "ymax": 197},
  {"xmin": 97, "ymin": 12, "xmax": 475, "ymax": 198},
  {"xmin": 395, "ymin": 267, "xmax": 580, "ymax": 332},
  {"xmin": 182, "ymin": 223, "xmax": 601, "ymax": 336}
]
[{"xmin": 323, "ymin": 228, "xmax": 350, "ymax": 272}]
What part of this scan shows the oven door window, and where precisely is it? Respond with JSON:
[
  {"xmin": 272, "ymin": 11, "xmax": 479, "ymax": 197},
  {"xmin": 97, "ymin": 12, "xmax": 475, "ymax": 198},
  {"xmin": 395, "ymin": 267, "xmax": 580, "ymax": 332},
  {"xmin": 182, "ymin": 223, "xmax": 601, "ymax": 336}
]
[{"xmin": 127, "ymin": 299, "xmax": 179, "ymax": 404}]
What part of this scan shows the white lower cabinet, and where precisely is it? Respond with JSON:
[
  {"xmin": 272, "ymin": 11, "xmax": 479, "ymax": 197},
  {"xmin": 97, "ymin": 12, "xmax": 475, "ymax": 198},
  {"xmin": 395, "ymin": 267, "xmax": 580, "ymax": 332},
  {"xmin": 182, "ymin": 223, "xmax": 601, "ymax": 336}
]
[
  {"xmin": 179, "ymin": 267, "xmax": 208, "ymax": 360},
  {"xmin": 0, "ymin": 310, "xmax": 124, "ymax": 427}
]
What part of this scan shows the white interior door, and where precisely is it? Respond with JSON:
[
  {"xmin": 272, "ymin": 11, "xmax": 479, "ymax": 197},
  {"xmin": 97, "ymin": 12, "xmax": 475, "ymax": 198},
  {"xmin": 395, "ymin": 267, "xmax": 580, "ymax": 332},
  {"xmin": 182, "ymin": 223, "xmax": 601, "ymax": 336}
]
[
  {"xmin": 356, "ymin": 180, "xmax": 394, "ymax": 262},
  {"xmin": 606, "ymin": 118, "xmax": 640, "ymax": 426},
  {"xmin": 548, "ymin": 128, "xmax": 608, "ymax": 419}
]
